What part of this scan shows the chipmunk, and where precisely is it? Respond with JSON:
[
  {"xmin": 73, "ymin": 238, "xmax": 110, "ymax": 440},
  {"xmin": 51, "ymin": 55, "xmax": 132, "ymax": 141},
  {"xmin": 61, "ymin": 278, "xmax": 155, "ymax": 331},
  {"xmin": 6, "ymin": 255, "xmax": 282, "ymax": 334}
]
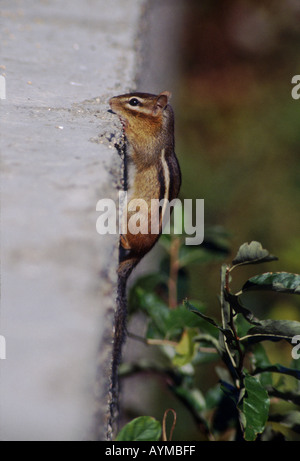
[{"xmin": 107, "ymin": 91, "xmax": 181, "ymax": 438}]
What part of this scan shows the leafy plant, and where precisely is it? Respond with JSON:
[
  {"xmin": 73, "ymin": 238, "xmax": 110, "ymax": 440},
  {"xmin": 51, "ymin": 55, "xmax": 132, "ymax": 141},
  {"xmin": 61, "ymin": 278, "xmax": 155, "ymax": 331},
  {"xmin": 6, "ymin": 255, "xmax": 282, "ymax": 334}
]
[
  {"xmin": 116, "ymin": 416, "xmax": 162, "ymax": 442},
  {"xmin": 117, "ymin": 238, "xmax": 300, "ymax": 441}
]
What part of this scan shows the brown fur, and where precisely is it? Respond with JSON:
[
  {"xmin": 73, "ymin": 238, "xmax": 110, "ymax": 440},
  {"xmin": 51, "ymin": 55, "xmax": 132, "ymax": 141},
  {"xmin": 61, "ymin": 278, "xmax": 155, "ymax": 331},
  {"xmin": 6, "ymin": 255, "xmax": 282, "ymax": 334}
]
[{"xmin": 109, "ymin": 91, "xmax": 181, "ymax": 276}]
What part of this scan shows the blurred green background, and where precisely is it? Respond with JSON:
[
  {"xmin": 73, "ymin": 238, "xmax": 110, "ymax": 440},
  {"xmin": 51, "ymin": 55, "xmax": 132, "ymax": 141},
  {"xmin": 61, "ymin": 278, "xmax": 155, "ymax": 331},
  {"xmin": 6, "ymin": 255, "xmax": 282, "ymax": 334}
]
[{"xmin": 176, "ymin": 0, "xmax": 300, "ymax": 320}]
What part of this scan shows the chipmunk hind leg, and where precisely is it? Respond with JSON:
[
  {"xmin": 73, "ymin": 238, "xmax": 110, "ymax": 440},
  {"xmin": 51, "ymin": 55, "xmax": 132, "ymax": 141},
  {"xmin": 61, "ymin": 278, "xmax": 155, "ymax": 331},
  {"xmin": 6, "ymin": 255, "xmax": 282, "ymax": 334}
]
[{"xmin": 118, "ymin": 257, "xmax": 139, "ymax": 279}]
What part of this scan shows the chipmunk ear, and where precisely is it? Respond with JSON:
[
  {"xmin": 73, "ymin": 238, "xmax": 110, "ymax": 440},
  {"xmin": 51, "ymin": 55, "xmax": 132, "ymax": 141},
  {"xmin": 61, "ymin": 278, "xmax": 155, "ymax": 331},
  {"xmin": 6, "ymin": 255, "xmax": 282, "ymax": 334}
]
[{"xmin": 153, "ymin": 91, "xmax": 172, "ymax": 115}]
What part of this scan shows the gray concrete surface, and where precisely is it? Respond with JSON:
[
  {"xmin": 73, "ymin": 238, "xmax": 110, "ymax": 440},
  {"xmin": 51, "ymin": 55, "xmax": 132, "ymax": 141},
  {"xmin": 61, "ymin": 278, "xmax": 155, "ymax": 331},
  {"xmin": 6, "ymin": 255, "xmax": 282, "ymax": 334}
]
[{"xmin": 0, "ymin": 0, "xmax": 147, "ymax": 441}]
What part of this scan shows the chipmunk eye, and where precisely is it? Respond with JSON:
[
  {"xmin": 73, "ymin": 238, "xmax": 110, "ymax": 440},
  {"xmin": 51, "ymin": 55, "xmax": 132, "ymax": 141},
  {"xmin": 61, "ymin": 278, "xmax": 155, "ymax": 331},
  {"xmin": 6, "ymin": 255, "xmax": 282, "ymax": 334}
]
[{"xmin": 129, "ymin": 98, "xmax": 140, "ymax": 106}]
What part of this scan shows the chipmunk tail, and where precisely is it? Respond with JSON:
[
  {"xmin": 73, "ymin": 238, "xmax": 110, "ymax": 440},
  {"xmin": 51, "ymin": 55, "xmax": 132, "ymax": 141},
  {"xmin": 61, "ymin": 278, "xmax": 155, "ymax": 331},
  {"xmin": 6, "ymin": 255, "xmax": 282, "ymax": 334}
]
[
  {"xmin": 109, "ymin": 256, "xmax": 139, "ymax": 436},
  {"xmin": 117, "ymin": 257, "xmax": 139, "ymax": 280}
]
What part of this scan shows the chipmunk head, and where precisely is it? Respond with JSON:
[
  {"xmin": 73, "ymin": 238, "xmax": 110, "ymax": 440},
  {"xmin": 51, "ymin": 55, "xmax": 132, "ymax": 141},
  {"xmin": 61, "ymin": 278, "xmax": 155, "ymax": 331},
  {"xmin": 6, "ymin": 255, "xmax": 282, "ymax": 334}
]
[{"xmin": 109, "ymin": 91, "xmax": 174, "ymax": 159}]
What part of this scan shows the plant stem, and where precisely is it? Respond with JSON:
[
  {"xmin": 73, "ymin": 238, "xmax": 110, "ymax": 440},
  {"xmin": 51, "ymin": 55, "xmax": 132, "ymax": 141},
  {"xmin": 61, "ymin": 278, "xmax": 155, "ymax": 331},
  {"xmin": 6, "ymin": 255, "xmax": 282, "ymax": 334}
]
[
  {"xmin": 222, "ymin": 264, "xmax": 245, "ymax": 385},
  {"xmin": 220, "ymin": 265, "xmax": 237, "ymax": 370},
  {"xmin": 168, "ymin": 237, "xmax": 181, "ymax": 309},
  {"xmin": 162, "ymin": 409, "xmax": 177, "ymax": 441}
]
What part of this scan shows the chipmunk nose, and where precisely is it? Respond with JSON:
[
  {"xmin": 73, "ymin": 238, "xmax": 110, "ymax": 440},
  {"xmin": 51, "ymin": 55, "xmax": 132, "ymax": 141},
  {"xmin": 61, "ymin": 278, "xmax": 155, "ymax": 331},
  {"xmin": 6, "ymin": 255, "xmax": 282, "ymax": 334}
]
[{"xmin": 107, "ymin": 109, "xmax": 115, "ymax": 114}]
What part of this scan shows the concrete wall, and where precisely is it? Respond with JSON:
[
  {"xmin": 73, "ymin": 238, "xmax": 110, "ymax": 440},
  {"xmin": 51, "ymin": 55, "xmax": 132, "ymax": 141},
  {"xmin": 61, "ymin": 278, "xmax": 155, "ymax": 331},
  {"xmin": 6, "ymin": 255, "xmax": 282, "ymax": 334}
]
[{"xmin": 0, "ymin": 0, "xmax": 184, "ymax": 441}]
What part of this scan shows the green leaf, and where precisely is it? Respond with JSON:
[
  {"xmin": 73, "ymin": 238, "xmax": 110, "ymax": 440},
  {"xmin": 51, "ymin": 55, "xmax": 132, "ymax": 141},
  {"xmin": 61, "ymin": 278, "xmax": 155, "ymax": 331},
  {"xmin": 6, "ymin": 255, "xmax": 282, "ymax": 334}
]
[
  {"xmin": 173, "ymin": 329, "xmax": 198, "ymax": 366},
  {"xmin": 251, "ymin": 343, "xmax": 271, "ymax": 367},
  {"xmin": 115, "ymin": 416, "xmax": 162, "ymax": 441},
  {"xmin": 135, "ymin": 290, "xmax": 171, "ymax": 338},
  {"xmin": 132, "ymin": 288, "xmax": 210, "ymax": 340},
  {"xmin": 242, "ymin": 272, "xmax": 300, "ymax": 294},
  {"xmin": 232, "ymin": 241, "xmax": 278, "ymax": 267},
  {"xmin": 242, "ymin": 319, "xmax": 300, "ymax": 344},
  {"xmin": 235, "ymin": 314, "xmax": 254, "ymax": 339},
  {"xmin": 129, "ymin": 273, "xmax": 168, "ymax": 312},
  {"xmin": 241, "ymin": 376, "xmax": 270, "ymax": 441},
  {"xmin": 184, "ymin": 300, "xmax": 228, "ymax": 334},
  {"xmin": 186, "ymin": 301, "xmax": 236, "ymax": 350},
  {"xmin": 166, "ymin": 302, "xmax": 207, "ymax": 332},
  {"xmin": 251, "ymin": 344, "xmax": 273, "ymax": 387},
  {"xmin": 224, "ymin": 291, "xmax": 259, "ymax": 325}
]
